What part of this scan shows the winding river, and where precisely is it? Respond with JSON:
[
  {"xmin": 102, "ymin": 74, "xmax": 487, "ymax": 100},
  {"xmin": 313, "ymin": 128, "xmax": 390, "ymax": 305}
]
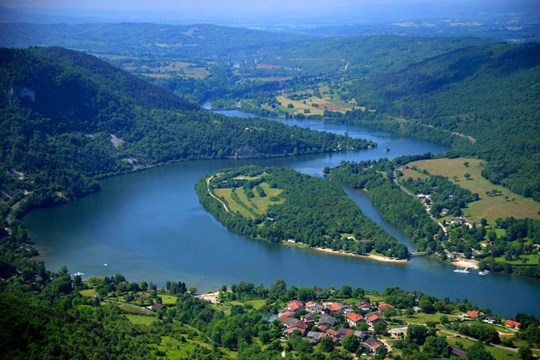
[{"xmin": 24, "ymin": 108, "xmax": 540, "ymax": 318}]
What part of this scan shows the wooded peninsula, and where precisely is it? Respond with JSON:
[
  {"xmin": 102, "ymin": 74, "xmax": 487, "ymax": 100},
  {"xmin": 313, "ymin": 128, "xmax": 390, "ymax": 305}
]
[{"xmin": 196, "ymin": 165, "xmax": 410, "ymax": 260}]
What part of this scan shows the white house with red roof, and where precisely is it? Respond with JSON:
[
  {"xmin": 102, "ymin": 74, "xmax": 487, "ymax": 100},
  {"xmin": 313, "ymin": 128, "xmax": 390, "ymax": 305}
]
[{"xmin": 346, "ymin": 312, "xmax": 365, "ymax": 327}]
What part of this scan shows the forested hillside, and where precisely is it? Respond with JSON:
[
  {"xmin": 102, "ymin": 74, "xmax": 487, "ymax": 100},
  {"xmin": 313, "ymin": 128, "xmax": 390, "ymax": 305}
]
[
  {"xmin": 0, "ymin": 47, "xmax": 368, "ymax": 217},
  {"xmin": 345, "ymin": 43, "xmax": 540, "ymax": 200}
]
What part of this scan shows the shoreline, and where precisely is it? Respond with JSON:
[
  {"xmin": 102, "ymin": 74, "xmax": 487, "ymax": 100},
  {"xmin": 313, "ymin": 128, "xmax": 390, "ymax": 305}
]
[
  {"xmin": 451, "ymin": 259, "xmax": 479, "ymax": 269},
  {"xmin": 282, "ymin": 241, "xmax": 409, "ymax": 263}
]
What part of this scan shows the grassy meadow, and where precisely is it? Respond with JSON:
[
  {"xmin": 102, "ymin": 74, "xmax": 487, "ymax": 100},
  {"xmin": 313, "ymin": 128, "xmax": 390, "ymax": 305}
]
[
  {"xmin": 406, "ymin": 158, "xmax": 540, "ymax": 222},
  {"xmin": 214, "ymin": 181, "xmax": 283, "ymax": 219}
]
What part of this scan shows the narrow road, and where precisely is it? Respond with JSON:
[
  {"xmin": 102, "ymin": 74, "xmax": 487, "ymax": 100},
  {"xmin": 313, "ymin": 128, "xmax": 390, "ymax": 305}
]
[
  {"xmin": 393, "ymin": 169, "xmax": 447, "ymax": 235},
  {"xmin": 206, "ymin": 175, "xmax": 230, "ymax": 213}
]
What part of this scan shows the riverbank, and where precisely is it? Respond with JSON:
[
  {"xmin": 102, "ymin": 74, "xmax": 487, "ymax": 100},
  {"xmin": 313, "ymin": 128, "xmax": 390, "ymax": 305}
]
[
  {"xmin": 451, "ymin": 259, "xmax": 479, "ymax": 269},
  {"xmin": 282, "ymin": 241, "xmax": 409, "ymax": 263}
]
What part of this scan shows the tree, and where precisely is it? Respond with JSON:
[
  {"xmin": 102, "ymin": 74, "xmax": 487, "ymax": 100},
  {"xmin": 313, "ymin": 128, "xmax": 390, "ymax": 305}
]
[
  {"xmin": 518, "ymin": 346, "xmax": 532, "ymax": 360},
  {"xmin": 467, "ymin": 343, "xmax": 495, "ymax": 360},
  {"xmin": 139, "ymin": 281, "xmax": 148, "ymax": 291},
  {"xmin": 342, "ymin": 334, "xmax": 359, "ymax": 353},
  {"xmin": 423, "ymin": 336, "xmax": 450, "ymax": 357},
  {"xmin": 374, "ymin": 321, "xmax": 387, "ymax": 335},
  {"xmin": 319, "ymin": 336, "xmax": 334, "ymax": 352},
  {"xmin": 464, "ymin": 161, "xmax": 470, "ymax": 167},
  {"xmin": 465, "ymin": 173, "xmax": 472, "ymax": 180},
  {"xmin": 408, "ymin": 324, "xmax": 429, "ymax": 345}
]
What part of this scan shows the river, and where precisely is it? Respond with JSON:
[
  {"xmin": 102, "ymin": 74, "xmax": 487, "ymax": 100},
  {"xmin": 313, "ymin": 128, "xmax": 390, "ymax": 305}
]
[{"xmin": 24, "ymin": 108, "xmax": 540, "ymax": 318}]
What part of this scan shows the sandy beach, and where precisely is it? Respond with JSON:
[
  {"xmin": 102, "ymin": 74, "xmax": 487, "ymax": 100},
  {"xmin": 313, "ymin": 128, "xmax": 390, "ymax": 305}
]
[
  {"xmin": 451, "ymin": 259, "xmax": 479, "ymax": 269},
  {"xmin": 311, "ymin": 246, "xmax": 409, "ymax": 263}
]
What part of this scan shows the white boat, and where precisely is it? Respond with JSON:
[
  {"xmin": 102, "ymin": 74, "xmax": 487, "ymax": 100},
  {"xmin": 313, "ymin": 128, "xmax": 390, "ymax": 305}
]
[
  {"xmin": 73, "ymin": 272, "xmax": 85, "ymax": 277},
  {"xmin": 454, "ymin": 267, "xmax": 470, "ymax": 274},
  {"xmin": 104, "ymin": 263, "xmax": 108, "ymax": 267},
  {"xmin": 479, "ymin": 270, "xmax": 489, "ymax": 276}
]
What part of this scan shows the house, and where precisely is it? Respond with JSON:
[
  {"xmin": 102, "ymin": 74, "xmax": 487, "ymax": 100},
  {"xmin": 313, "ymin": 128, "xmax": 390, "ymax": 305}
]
[
  {"xmin": 356, "ymin": 300, "xmax": 372, "ymax": 311},
  {"xmin": 288, "ymin": 300, "xmax": 305, "ymax": 312},
  {"xmin": 304, "ymin": 313, "xmax": 317, "ymax": 323},
  {"xmin": 389, "ymin": 326, "xmax": 408, "ymax": 338},
  {"xmin": 366, "ymin": 312, "xmax": 386, "ymax": 326},
  {"xmin": 449, "ymin": 345, "xmax": 467, "ymax": 358},
  {"xmin": 286, "ymin": 325, "xmax": 306, "ymax": 337},
  {"xmin": 365, "ymin": 337, "xmax": 385, "ymax": 353},
  {"xmin": 466, "ymin": 310, "xmax": 481, "ymax": 319},
  {"xmin": 326, "ymin": 329, "xmax": 341, "ymax": 344},
  {"xmin": 318, "ymin": 314, "xmax": 337, "ymax": 326},
  {"xmin": 281, "ymin": 317, "xmax": 307, "ymax": 330},
  {"xmin": 326, "ymin": 302, "xmax": 345, "ymax": 313},
  {"xmin": 151, "ymin": 303, "xmax": 165, "ymax": 310},
  {"xmin": 337, "ymin": 328, "xmax": 354, "ymax": 340},
  {"xmin": 318, "ymin": 325, "xmax": 329, "ymax": 333},
  {"xmin": 354, "ymin": 330, "xmax": 371, "ymax": 341},
  {"xmin": 378, "ymin": 303, "xmax": 395, "ymax": 312},
  {"xmin": 484, "ymin": 316, "xmax": 497, "ymax": 324},
  {"xmin": 278, "ymin": 309, "xmax": 295, "ymax": 318},
  {"xmin": 505, "ymin": 320, "xmax": 521, "ymax": 329},
  {"xmin": 346, "ymin": 312, "xmax": 365, "ymax": 327},
  {"xmin": 306, "ymin": 331, "xmax": 326, "ymax": 344},
  {"xmin": 305, "ymin": 301, "xmax": 324, "ymax": 313}
]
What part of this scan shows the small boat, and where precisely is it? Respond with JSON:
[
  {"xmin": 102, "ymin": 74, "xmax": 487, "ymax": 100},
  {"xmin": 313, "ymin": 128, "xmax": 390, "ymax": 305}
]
[
  {"xmin": 73, "ymin": 272, "xmax": 85, "ymax": 277},
  {"xmin": 479, "ymin": 270, "xmax": 489, "ymax": 276},
  {"xmin": 454, "ymin": 267, "xmax": 470, "ymax": 274},
  {"xmin": 104, "ymin": 263, "xmax": 108, "ymax": 267}
]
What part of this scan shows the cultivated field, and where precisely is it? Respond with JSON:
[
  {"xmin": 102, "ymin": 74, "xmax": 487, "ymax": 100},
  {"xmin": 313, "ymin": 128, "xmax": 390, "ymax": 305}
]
[
  {"xmin": 213, "ymin": 181, "xmax": 284, "ymax": 219},
  {"xmin": 276, "ymin": 86, "xmax": 357, "ymax": 116},
  {"xmin": 406, "ymin": 158, "xmax": 540, "ymax": 222}
]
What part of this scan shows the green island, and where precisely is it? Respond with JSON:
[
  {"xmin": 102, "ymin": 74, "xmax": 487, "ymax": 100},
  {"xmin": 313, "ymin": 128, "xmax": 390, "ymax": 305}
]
[
  {"xmin": 2, "ymin": 270, "xmax": 539, "ymax": 360},
  {"xmin": 195, "ymin": 165, "xmax": 410, "ymax": 260},
  {"xmin": 327, "ymin": 156, "xmax": 540, "ymax": 279}
]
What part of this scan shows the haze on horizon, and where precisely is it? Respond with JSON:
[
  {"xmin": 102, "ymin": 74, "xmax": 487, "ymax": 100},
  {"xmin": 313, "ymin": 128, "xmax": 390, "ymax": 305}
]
[{"xmin": 2, "ymin": 0, "xmax": 539, "ymax": 27}]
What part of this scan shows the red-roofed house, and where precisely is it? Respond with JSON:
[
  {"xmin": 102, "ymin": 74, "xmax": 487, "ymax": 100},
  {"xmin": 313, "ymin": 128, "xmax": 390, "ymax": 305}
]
[
  {"xmin": 279, "ymin": 310, "xmax": 295, "ymax": 318},
  {"xmin": 288, "ymin": 300, "xmax": 305, "ymax": 312},
  {"xmin": 318, "ymin": 325, "xmax": 328, "ymax": 332},
  {"xmin": 366, "ymin": 313, "xmax": 385, "ymax": 326},
  {"xmin": 505, "ymin": 320, "xmax": 522, "ymax": 329},
  {"xmin": 327, "ymin": 302, "xmax": 344, "ymax": 313},
  {"xmin": 365, "ymin": 337, "xmax": 385, "ymax": 353},
  {"xmin": 346, "ymin": 312, "xmax": 365, "ymax": 327},
  {"xmin": 466, "ymin": 310, "xmax": 481, "ymax": 319},
  {"xmin": 286, "ymin": 326, "xmax": 306, "ymax": 336},
  {"xmin": 378, "ymin": 303, "xmax": 395, "ymax": 312},
  {"xmin": 305, "ymin": 301, "xmax": 324, "ymax": 313},
  {"xmin": 356, "ymin": 300, "xmax": 372, "ymax": 311}
]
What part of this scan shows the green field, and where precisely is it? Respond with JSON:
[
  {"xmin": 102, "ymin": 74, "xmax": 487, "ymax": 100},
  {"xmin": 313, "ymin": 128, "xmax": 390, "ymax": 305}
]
[
  {"xmin": 126, "ymin": 314, "xmax": 156, "ymax": 325},
  {"xmin": 79, "ymin": 289, "xmax": 98, "ymax": 297},
  {"xmin": 276, "ymin": 86, "xmax": 357, "ymax": 116},
  {"xmin": 493, "ymin": 253, "xmax": 540, "ymax": 265},
  {"xmin": 160, "ymin": 294, "xmax": 178, "ymax": 305},
  {"xmin": 406, "ymin": 158, "xmax": 540, "ymax": 222},
  {"xmin": 213, "ymin": 181, "xmax": 283, "ymax": 219},
  {"xmin": 444, "ymin": 336, "xmax": 519, "ymax": 360}
]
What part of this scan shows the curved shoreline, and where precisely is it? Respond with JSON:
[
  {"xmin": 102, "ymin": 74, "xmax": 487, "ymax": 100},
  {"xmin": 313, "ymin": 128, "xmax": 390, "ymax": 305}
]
[{"xmin": 282, "ymin": 241, "xmax": 409, "ymax": 263}]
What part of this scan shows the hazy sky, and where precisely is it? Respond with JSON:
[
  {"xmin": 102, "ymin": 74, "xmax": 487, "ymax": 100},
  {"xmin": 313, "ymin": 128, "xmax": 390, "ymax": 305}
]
[
  {"xmin": 4, "ymin": 0, "xmax": 535, "ymax": 12},
  {"xmin": 2, "ymin": 0, "xmax": 538, "ymax": 25}
]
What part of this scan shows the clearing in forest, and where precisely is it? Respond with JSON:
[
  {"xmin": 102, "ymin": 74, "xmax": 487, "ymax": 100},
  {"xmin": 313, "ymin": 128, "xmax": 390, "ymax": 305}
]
[{"xmin": 406, "ymin": 158, "xmax": 540, "ymax": 222}]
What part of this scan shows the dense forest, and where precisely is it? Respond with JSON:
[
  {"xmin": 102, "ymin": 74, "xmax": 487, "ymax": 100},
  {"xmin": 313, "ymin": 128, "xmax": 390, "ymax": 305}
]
[
  {"xmin": 326, "ymin": 159, "xmax": 443, "ymax": 253},
  {"xmin": 343, "ymin": 43, "xmax": 540, "ymax": 200},
  {"xmin": 0, "ymin": 47, "xmax": 370, "ymax": 220},
  {"xmin": 196, "ymin": 165, "xmax": 409, "ymax": 259}
]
